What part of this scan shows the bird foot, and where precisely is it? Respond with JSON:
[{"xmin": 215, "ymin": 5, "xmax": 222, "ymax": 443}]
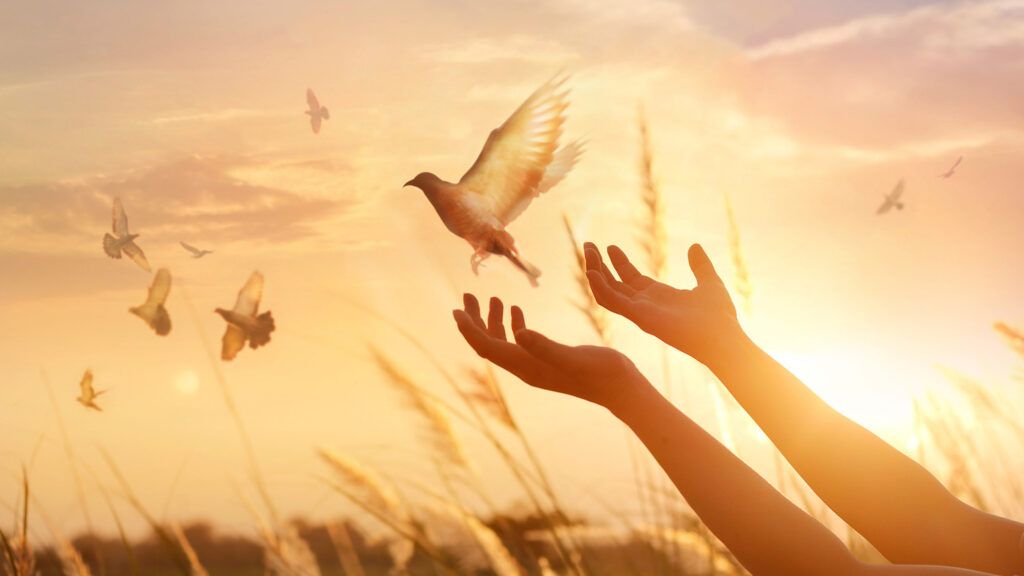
[{"xmin": 470, "ymin": 252, "xmax": 489, "ymax": 275}]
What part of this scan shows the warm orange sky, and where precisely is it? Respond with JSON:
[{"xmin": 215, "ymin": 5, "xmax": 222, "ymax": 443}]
[{"xmin": 2, "ymin": 0, "xmax": 1024, "ymax": 539}]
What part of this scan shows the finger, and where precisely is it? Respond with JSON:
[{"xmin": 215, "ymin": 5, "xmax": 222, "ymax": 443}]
[
  {"xmin": 515, "ymin": 329, "xmax": 580, "ymax": 371},
  {"xmin": 688, "ymin": 244, "xmax": 725, "ymax": 288},
  {"xmin": 585, "ymin": 243, "xmax": 635, "ymax": 296},
  {"xmin": 487, "ymin": 297, "xmax": 507, "ymax": 341},
  {"xmin": 586, "ymin": 269, "xmax": 635, "ymax": 317},
  {"xmin": 454, "ymin": 310, "xmax": 546, "ymax": 382},
  {"xmin": 607, "ymin": 245, "xmax": 654, "ymax": 289},
  {"xmin": 510, "ymin": 305, "xmax": 527, "ymax": 338},
  {"xmin": 463, "ymin": 293, "xmax": 486, "ymax": 330}
]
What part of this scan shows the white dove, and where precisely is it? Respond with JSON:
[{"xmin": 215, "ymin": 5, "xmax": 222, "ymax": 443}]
[
  {"xmin": 77, "ymin": 370, "xmax": 105, "ymax": 411},
  {"xmin": 939, "ymin": 156, "xmax": 963, "ymax": 179},
  {"xmin": 180, "ymin": 241, "xmax": 213, "ymax": 259},
  {"xmin": 102, "ymin": 197, "xmax": 151, "ymax": 271},
  {"xmin": 876, "ymin": 179, "xmax": 906, "ymax": 215},
  {"xmin": 130, "ymin": 268, "xmax": 172, "ymax": 336},
  {"xmin": 306, "ymin": 88, "xmax": 330, "ymax": 134},
  {"xmin": 404, "ymin": 76, "xmax": 583, "ymax": 287},
  {"xmin": 215, "ymin": 271, "xmax": 276, "ymax": 361}
]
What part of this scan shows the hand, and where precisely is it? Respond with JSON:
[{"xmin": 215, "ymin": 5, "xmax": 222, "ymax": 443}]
[
  {"xmin": 584, "ymin": 242, "xmax": 743, "ymax": 369},
  {"xmin": 452, "ymin": 294, "xmax": 652, "ymax": 411}
]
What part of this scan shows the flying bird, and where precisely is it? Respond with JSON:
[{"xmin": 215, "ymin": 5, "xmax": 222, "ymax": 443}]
[
  {"xmin": 877, "ymin": 179, "xmax": 906, "ymax": 215},
  {"xmin": 215, "ymin": 271, "xmax": 275, "ymax": 361},
  {"xmin": 130, "ymin": 268, "xmax": 172, "ymax": 336},
  {"xmin": 76, "ymin": 370, "xmax": 105, "ymax": 411},
  {"xmin": 305, "ymin": 88, "xmax": 330, "ymax": 134},
  {"xmin": 102, "ymin": 197, "xmax": 151, "ymax": 271},
  {"xmin": 180, "ymin": 241, "xmax": 213, "ymax": 259},
  {"xmin": 939, "ymin": 156, "xmax": 963, "ymax": 179},
  {"xmin": 404, "ymin": 76, "xmax": 583, "ymax": 287}
]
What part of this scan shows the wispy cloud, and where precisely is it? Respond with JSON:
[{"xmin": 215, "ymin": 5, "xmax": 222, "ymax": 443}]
[
  {"xmin": 145, "ymin": 108, "xmax": 290, "ymax": 126},
  {"xmin": 0, "ymin": 155, "xmax": 351, "ymax": 252},
  {"xmin": 422, "ymin": 35, "xmax": 579, "ymax": 64}
]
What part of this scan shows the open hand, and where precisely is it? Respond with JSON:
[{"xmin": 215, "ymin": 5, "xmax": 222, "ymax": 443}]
[
  {"xmin": 584, "ymin": 242, "xmax": 743, "ymax": 369},
  {"xmin": 452, "ymin": 294, "xmax": 651, "ymax": 411}
]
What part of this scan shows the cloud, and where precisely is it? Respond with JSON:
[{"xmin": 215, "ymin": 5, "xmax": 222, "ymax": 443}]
[
  {"xmin": 0, "ymin": 155, "xmax": 350, "ymax": 252},
  {"xmin": 738, "ymin": 0, "xmax": 1024, "ymax": 151},
  {"xmin": 421, "ymin": 35, "xmax": 579, "ymax": 65}
]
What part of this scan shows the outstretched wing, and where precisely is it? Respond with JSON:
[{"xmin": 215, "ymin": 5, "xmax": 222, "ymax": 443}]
[
  {"xmin": 221, "ymin": 325, "xmax": 247, "ymax": 361},
  {"xmin": 233, "ymin": 271, "xmax": 264, "ymax": 317},
  {"xmin": 307, "ymin": 88, "xmax": 320, "ymax": 112},
  {"xmin": 889, "ymin": 179, "xmax": 904, "ymax": 201},
  {"xmin": 180, "ymin": 241, "xmax": 201, "ymax": 256},
  {"xmin": 145, "ymin": 268, "xmax": 172, "ymax": 306},
  {"xmin": 80, "ymin": 370, "xmax": 94, "ymax": 397},
  {"xmin": 949, "ymin": 156, "xmax": 963, "ymax": 172},
  {"xmin": 310, "ymin": 114, "xmax": 322, "ymax": 134},
  {"xmin": 123, "ymin": 241, "xmax": 151, "ymax": 272},
  {"xmin": 112, "ymin": 197, "xmax": 129, "ymax": 236},
  {"xmin": 458, "ymin": 76, "xmax": 572, "ymax": 226},
  {"xmin": 876, "ymin": 199, "xmax": 894, "ymax": 215}
]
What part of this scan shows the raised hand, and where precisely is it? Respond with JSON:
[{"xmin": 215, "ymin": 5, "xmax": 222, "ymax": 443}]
[
  {"xmin": 452, "ymin": 294, "xmax": 651, "ymax": 411},
  {"xmin": 583, "ymin": 242, "xmax": 743, "ymax": 368}
]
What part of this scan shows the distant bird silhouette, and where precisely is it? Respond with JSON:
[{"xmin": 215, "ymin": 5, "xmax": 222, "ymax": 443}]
[
  {"xmin": 939, "ymin": 156, "xmax": 963, "ymax": 179},
  {"xmin": 77, "ymin": 370, "xmax": 105, "ymax": 411},
  {"xmin": 180, "ymin": 241, "xmax": 213, "ymax": 259},
  {"xmin": 404, "ymin": 76, "xmax": 582, "ymax": 287},
  {"xmin": 876, "ymin": 180, "xmax": 906, "ymax": 215},
  {"xmin": 103, "ymin": 198, "xmax": 151, "ymax": 271},
  {"xmin": 306, "ymin": 88, "xmax": 330, "ymax": 134},
  {"xmin": 130, "ymin": 268, "xmax": 172, "ymax": 336},
  {"xmin": 215, "ymin": 271, "xmax": 275, "ymax": 361}
]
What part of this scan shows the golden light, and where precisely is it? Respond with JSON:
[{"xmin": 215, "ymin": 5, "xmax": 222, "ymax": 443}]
[{"xmin": 174, "ymin": 370, "xmax": 201, "ymax": 396}]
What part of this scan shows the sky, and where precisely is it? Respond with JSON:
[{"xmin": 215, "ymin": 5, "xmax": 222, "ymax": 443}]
[{"xmin": 2, "ymin": 0, "xmax": 1024, "ymax": 539}]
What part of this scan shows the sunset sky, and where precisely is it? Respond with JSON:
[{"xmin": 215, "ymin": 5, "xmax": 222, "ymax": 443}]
[{"xmin": 2, "ymin": 0, "xmax": 1024, "ymax": 539}]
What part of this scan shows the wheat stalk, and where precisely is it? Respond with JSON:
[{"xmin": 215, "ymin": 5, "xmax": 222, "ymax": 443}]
[
  {"xmin": 326, "ymin": 522, "xmax": 367, "ymax": 576},
  {"xmin": 637, "ymin": 105, "xmax": 667, "ymax": 280},
  {"xmin": 369, "ymin": 348, "xmax": 472, "ymax": 473},
  {"xmin": 563, "ymin": 214, "xmax": 610, "ymax": 344},
  {"xmin": 722, "ymin": 191, "xmax": 752, "ymax": 314}
]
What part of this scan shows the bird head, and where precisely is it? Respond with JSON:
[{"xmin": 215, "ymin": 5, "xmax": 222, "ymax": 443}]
[
  {"xmin": 404, "ymin": 172, "xmax": 440, "ymax": 192},
  {"xmin": 214, "ymin": 307, "xmax": 230, "ymax": 320}
]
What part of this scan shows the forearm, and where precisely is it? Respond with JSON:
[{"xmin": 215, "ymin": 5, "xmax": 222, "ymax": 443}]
[
  {"xmin": 611, "ymin": 383, "xmax": 861, "ymax": 576},
  {"xmin": 705, "ymin": 329, "xmax": 1023, "ymax": 569}
]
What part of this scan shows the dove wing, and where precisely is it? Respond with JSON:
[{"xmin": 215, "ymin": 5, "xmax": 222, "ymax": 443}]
[
  {"xmin": 310, "ymin": 114, "xmax": 322, "ymax": 134},
  {"xmin": 890, "ymin": 180, "xmax": 904, "ymax": 201},
  {"xmin": 123, "ymin": 241, "xmax": 151, "ymax": 272},
  {"xmin": 146, "ymin": 268, "xmax": 172, "ymax": 306},
  {"xmin": 876, "ymin": 199, "xmax": 893, "ymax": 215},
  {"xmin": 307, "ymin": 89, "xmax": 320, "ymax": 112},
  {"xmin": 180, "ymin": 241, "xmax": 201, "ymax": 256},
  {"xmin": 112, "ymin": 198, "xmax": 129, "ymax": 236},
  {"xmin": 80, "ymin": 370, "xmax": 94, "ymax": 397},
  {"xmin": 222, "ymin": 325, "xmax": 247, "ymax": 360},
  {"xmin": 458, "ymin": 76, "xmax": 571, "ymax": 226},
  {"xmin": 233, "ymin": 271, "xmax": 264, "ymax": 317}
]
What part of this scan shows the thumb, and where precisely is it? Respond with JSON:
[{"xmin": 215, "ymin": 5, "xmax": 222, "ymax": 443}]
[
  {"xmin": 515, "ymin": 329, "xmax": 577, "ymax": 370},
  {"xmin": 688, "ymin": 244, "xmax": 724, "ymax": 288}
]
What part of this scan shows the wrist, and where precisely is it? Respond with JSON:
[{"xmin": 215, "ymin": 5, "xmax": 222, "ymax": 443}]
[
  {"xmin": 608, "ymin": 378, "xmax": 662, "ymax": 423},
  {"xmin": 701, "ymin": 323, "xmax": 756, "ymax": 376}
]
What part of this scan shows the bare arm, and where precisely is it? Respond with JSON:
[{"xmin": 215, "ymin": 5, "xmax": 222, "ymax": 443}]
[
  {"xmin": 584, "ymin": 242, "xmax": 1024, "ymax": 573},
  {"xmin": 451, "ymin": 295, "xmax": 999, "ymax": 576}
]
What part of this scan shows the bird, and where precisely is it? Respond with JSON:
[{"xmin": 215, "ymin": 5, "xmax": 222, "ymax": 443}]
[
  {"xmin": 76, "ymin": 370, "xmax": 105, "ymax": 411},
  {"xmin": 180, "ymin": 241, "xmax": 213, "ymax": 259},
  {"xmin": 130, "ymin": 268, "xmax": 172, "ymax": 336},
  {"xmin": 102, "ymin": 197, "xmax": 151, "ymax": 271},
  {"xmin": 939, "ymin": 156, "xmax": 963, "ymax": 179},
  {"xmin": 404, "ymin": 75, "xmax": 583, "ymax": 287},
  {"xmin": 215, "ymin": 271, "xmax": 276, "ymax": 361},
  {"xmin": 305, "ymin": 88, "xmax": 330, "ymax": 134},
  {"xmin": 877, "ymin": 179, "xmax": 906, "ymax": 215}
]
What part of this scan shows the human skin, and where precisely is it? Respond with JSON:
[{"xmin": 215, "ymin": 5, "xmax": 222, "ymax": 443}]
[{"xmin": 452, "ymin": 294, "xmax": 1004, "ymax": 576}]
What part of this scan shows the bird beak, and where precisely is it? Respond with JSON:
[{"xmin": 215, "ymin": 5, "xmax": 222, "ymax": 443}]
[{"xmin": 403, "ymin": 179, "xmax": 415, "ymax": 188}]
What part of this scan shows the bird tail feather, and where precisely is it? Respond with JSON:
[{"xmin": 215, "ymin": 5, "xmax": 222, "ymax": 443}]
[
  {"xmin": 249, "ymin": 311, "xmax": 276, "ymax": 349},
  {"xmin": 103, "ymin": 234, "xmax": 122, "ymax": 259},
  {"xmin": 490, "ymin": 230, "xmax": 541, "ymax": 287}
]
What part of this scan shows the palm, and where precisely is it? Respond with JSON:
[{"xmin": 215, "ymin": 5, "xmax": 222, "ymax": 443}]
[
  {"xmin": 584, "ymin": 243, "xmax": 740, "ymax": 367},
  {"xmin": 453, "ymin": 294, "xmax": 648, "ymax": 410}
]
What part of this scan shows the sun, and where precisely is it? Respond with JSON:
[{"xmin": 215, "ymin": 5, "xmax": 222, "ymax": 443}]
[{"xmin": 175, "ymin": 370, "xmax": 201, "ymax": 396}]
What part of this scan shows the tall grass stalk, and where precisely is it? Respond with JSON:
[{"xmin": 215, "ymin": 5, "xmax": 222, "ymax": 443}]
[
  {"xmin": 180, "ymin": 286, "xmax": 281, "ymax": 531},
  {"xmin": 169, "ymin": 523, "xmax": 210, "ymax": 576},
  {"xmin": 326, "ymin": 522, "xmax": 367, "ymax": 576}
]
